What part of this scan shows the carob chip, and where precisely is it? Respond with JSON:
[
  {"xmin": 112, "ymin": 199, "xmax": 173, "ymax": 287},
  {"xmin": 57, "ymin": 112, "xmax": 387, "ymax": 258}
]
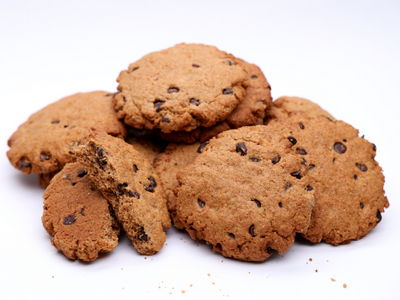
[
  {"xmin": 249, "ymin": 225, "xmax": 255, "ymax": 237},
  {"xmin": 266, "ymin": 247, "xmax": 273, "ymax": 254},
  {"xmin": 288, "ymin": 136, "xmax": 297, "ymax": 145},
  {"xmin": 376, "ymin": 211, "xmax": 382, "ymax": 223},
  {"xmin": 252, "ymin": 199, "xmax": 261, "ymax": 207},
  {"xmin": 97, "ymin": 147, "xmax": 104, "ymax": 157},
  {"xmin": 168, "ymin": 88, "xmax": 179, "ymax": 93},
  {"xmin": 356, "ymin": 163, "xmax": 368, "ymax": 172},
  {"xmin": 138, "ymin": 227, "xmax": 148, "ymax": 241},
  {"xmin": 308, "ymin": 164, "xmax": 315, "ymax": 170},
  {"xmin": 296, "ymin": 148, "xmax": 307, "ymax": 155},
  {"xmin": 63, "ymin": 216, "xmax": 76, "ymax": 226},
  {"xmin": 162, "ymin": 117, "xmax": 170, "ymax": 123},
  {"xmin": 299, "ymin": 122, "xmax": 305, "ymax": 130},
  {"xmin": 251, "ymin": 75, "xmax": 257, "ymax": 79},
  {"xmin": 225, "ymin": 59, "xmax": 233, "ymax": 66},
  {"xmin": 40, "ymin": 154, "xmax": 50, "ymax": 161},
  {"xmin": 192, "ymin": 64, "xmax": 200, "ymax": 68},
  {"xmin": 325, "ymin": 116, "xmax": 334, "ymax": 122},
  {"xmin": 190, "ymin": 98, "xmax": 200, "ymax": 106},
  {"xmin": 291, "ymin": 170, "xmax": 301, "ymax": 179},
  {"xmin": 272, "ymin": 156, "xmax": 281, "ymax": 164},
  {"xmin": 301, "ymin": 158, "xmax": 307, "ymax": 165},
  {"xmin": 223, "ymin": 88, "xmax": 233, "ymax": 95},
  {"xmin": 285, "ymin": 183, "xmax": 292, "ymax": 190},
  {"xmin": 133, "ymin": 164, "xmax": 138, "ymax": 173},
  {"xmin": 19, "ymin": 159, "xmax": 31, "ymax": 170},
  {"xmin": 334, "ymin": 142, "xmax": 346, "ymax": 154},
  {"xmin": 128, "ymin": 191, "xmax": 140, "ymax": 199},
  {"xmin": 118, "ymin": 183, "xmax": 128, "ymax": 195},
  {"xmin": 236, "ymin": 142, "xmax": 247, "ymax": 156},
  {"xmin": 360, "ymin": 203, "xmax": 364, "ymax": 209},
  {"xmin": 228, "ymin": 233, "xmax": 235, "ymax": 239},
  {"xmin": 279, "ymin": 202, "xmax": 283, "ymax": 208},
  {"xmin": 77, "ymin": 169, "xmax": 87, "ymax": 178},
  {"xmin": 51, "ymin": 120, "xmax": 60, "ymax": 124},
  {"xmin": 144, "ymin": 177, "xmax": 157, "ymax": 192},
  {"xmin": 197, "ymin": 199, "xmax": 205, "ymax": 208},
  {"xmin": 306, "ymin": 185, "xmax": 314, "ymax": 191},
  {"xmin": 197, "ymin": 142, "xmax": 208, "ymax": 153},
  {"xmin": 372, "ymin": 143, "xmax": 377, "ymax": 151},
  {"xmin": 250, "ymin": 157, "xmax": 259, "ymax": 162},
  {"xmin": 354, "ymin": 175, "xmax": 358, "ymax": 180},
  {"xmin": 154, "ymin": 100, "xmax": 165, "ymax": 111}
]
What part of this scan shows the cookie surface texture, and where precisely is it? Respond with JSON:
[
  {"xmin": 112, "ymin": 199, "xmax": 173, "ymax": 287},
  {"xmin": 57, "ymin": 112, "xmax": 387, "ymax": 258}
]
[
  {"xmin": 7, "ymin": 91, "xmax": 127, "ymax": 175},
  {"xmin": 265, "ymin": 96, "xmax": 334, "ymax": 124},
  {"xmin": 267, "ymin": 113, "xmax": 389, "ymax": 244},
  {"xmin": 114, "ymin": 43, "xmax": 248, "ymax": 133},
  {"xmin": 176, "ymin": 126, "xmax": 315, "ymax": 261},
  {"xmin": 75, "ymin": 131, "xmax": 171, "ymax": 255},
  {"xmin": 154, "ymin": 142, "xmax": 204, "ymax": 228},
  {"xmin": 42, "ymin": 162, "xmax": 120, "ymax": 261}
]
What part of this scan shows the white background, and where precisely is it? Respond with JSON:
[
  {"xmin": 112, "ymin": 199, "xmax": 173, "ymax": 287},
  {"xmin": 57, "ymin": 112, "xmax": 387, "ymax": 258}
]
[{"xmin": 1, "ymin": 1, "xmax": 399, "ymax": 299}]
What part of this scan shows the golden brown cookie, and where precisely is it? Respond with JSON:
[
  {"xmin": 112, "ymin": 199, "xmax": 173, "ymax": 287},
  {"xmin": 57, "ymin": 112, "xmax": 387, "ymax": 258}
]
[
  {"xmin": 267, "ymin": 112, "xmax": 389, "ymax": 245},
  {"xmin": 175, "ymin": 126, "xmax": 315, "ymax": 261},
  {"xmin": 7, "ymin": 91, "xmax": 127, "ymax": 175},
  {"xmin": 42, "ymin": 162, "xmax": 120, "ymax": 261},
  {"xmin": 75, "ymin": 131, "xmax": 171, "ymax": 255},
  {"xmin": 154, "ymin": 142, "xmax": 205, "ymax": 228},
  {"xmin": 114, "ymin": 43, "xmax": 248, "ymax": 133},
  {"xmin": 265, "ymin": 96, "xmax": 334, "ymax": 124},
  {"xmin": 158, "ymin": 59, "xmax": 272, "ymax": 143}
]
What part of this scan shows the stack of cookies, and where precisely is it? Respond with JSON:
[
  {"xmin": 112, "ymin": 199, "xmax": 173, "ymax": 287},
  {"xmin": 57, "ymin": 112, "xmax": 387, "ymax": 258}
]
[{"xmin": 6, "ymin": 44, "xmax": 389, "ymax": 262}]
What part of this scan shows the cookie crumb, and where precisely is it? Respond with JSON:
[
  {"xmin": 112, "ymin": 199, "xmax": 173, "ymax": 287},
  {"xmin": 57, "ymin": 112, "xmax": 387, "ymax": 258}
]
[
  {"xmin": 52, "ymin": 276, "xmax": 54, "ymax": 278},
  {"xmin": 170, "ymin": 292, "xmax": 172, "ymax": 294},
  {"xmin": 122, "ymin": 288, "xmax": 124, "ymax": 290},
  {"xmin": 158, "ymin": 286, "xmax": 161, "ymax": 289},
  {"xmin": 212, "ymin": 283, "xmax": 215, "ymax": 285},
  {"xmin": 248, "ymin": 272, "xmax": 250, "ymax": 274},
  {"xmin": 306, "ymin": 262, "xmax": 308, "ymax": 264},
  {"xmin": 309, "ymin": 258, "xmax": 312, "ymax": 261},
  {"xmin": 180, "ymin": 238, "xmax": 182, "ymax": 240},
  {"xmin": 221, "ymin": 260, "xmax": 223, "ymax": 263},
  {"xmin": 331, "ymin": 278, "xmax": 336, "ymax": 282},
  {"xmin": 190, "ymin": 284, "xmax": 193, "ymax": 287},
  {"xmin": 327, "ymin": 260, "xmax": 329, "ymax": 262},
  {"xmin": 144, "ymin": 257, "xmax": 147, "ymax": 259},
  {"xmin": 181, "ymin": 290, "xmax": 185, "ymax": 293},
  {"xmin": 121, "ymin": 268, "xmax": 123, "ymax": 270},
  {"xmin": 197, "ymin": 244, "xmax": 199, "ymax": 247},
  {"xmin": 208, "ymin": 273, "xmax": 211, "ymax": 276},
  {"xmin": 343, "ymin": 284, "xmax": 347, "ymax": 288},
  {"xmin": 315, "ymin": 270, "xmax": 318, "ymax": 273}
]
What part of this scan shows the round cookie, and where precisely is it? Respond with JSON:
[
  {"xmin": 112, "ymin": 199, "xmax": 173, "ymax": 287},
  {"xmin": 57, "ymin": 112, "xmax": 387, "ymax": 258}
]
[
  {"xmin": 265, "ymin": 96, "xmax": 335, "ymax": 124},
  {"xmin": 42, "ymin": 162, "xmax": 120, "ymax": 261},
  {"xmin": 7, "ymin": 91, "xmax": 127, "ymax": 175},
  {"xmin": 175, "ymin": 126, "xmax": 315, "ymax": 261},
  {"xmin": 154, "ymin": 142, "xmax": 204, "ymax": 228},
  {"xmin": 158, "ymin": 59, "xmax": 272, "ymax": 143},
  {"xmin": 267, "ymin": 112, "xmax": 389, "ymax": 245},
  {"xmin": 75, "ymin": 130, "xmax": 171, "ymax": 255},
  {"xmin": 114, "ymin": 43, "xmax": 248, "ymax": 133}
]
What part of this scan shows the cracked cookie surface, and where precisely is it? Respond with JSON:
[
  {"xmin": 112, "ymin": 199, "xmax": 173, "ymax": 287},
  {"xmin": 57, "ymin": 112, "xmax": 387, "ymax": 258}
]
[
  {"xmin": 75, "ymin": 130, "xmax": 171, "ymax": 255},
  {"xmin": 267, "ymin": 113, "xmax": 389, "ymax": 245},
  {"xmin": 175, "ymin": 126, "xmax": 315, "ymax": 261},
  {"xmin": 42, "ymin": 162, "xmax": 120, "ymax": 261},
  {"xmin": 114, "ymin": 43, "xmax": 248, "ymax": 133}
]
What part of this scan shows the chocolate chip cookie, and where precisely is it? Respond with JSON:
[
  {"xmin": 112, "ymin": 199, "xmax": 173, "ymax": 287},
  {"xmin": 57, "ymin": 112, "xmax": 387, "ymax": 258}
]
[
  {"xmin": 42, "ymin": 162, "xmax": 120, "ymax": 261},
  {"xmin": 267, "ymin": 112, "xmax": 389, "ymax": 244},
  {"xmin": 75, "ymin": 130, "xmax": 171, "ymax": 255},
  {"xmin": 7, "ymin": 91, "xmax": 127, "ymax": 175},
  {"xmin": 114, "ymin": 43, "xmax": 248, "ymax": 133},
  {"xmin": 265, "ymin": 96, "xmax": 335, "ymax": 124},
  {"xmin": 175, "ymin": 126, "xmax": 315, "ymax": 261}
]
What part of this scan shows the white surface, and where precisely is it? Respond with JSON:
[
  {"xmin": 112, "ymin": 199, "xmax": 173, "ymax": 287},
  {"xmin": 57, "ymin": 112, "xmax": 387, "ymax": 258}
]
[{"xmin": 1, "ymin": 1, "xmax": 399, "ymax": 299}]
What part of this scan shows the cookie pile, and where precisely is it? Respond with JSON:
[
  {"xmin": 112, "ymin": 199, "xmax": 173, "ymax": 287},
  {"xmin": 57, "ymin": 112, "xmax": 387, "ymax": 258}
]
[{"xmin": 7, "ymin": 44, "xmax": 389, "ymax": 262}]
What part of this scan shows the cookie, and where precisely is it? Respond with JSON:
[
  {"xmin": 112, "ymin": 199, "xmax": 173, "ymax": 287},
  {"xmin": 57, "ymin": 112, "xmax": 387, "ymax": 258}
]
[
  {"xmin": 75, "ymin": 130, "xmax": 171, "ymax": 255},
  {"xmin": 158, "ymin": 59, "xmax": 272, "ymax": 143},
  {"xmin": 7, "ymin": 91, "xmax": 127, "ymax": 175},
  {"xmin": 175, "ymin": 126, "xmax": 315, "ymax": 261},
  {"xmin": 42, "ymin": 162, "xmax": 120, "ymax": 261},
  {"xmin": 126, "ymin": 136, "xmax": 164, "ymax": 165},
  {"xmin": 154, "ymin": 142, "xmax": 204, "ymax": 228},
  {"xmin": 265, "ymin": 96, "xmax": 335, "ymax": 124},
  {"xmin": 38, "ymin": 170, "xmax": 60, "ymax": 188},
  {"xmin": 267, "ymin": 112, "xmax": 389, "ymax": 244},
  {"xmin": 114, "ymin": 43, "xmax": 248, "ymax": 133}
]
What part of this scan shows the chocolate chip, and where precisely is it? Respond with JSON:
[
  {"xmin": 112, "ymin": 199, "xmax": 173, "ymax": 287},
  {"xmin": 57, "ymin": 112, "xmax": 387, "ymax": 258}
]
[
  {"xmin": 162, "ymin": 117, "xmax": 170, "ymax": 123},
  {"xmin": 296, "ymin": 148, "xmax": 307, "ymax": 155},
  {"xmin": 198, "ymin": 199, "xmax": 205, "ymax": 208},
  {"xmin": 325, "ymin": 116, "xmax": 333, "ymax": 122},
  {"xmin": 51, "ymin": 120, "xmax": 60, "ymax": 124},
  {"xmin": 251, "ymin": 75, "xmax": 257, "ymax": 79},
  {"xmin": 306, "ymin": 185, "xmax": 314, "ymax": 191},
  {"xmin": 118, "ymin": 183, "xmax": 128, "ymax": 195},
  {"xmin": 291, "ymin": 170, "xmax": 301, "ymax": 179},
  {"xmin": 132, "ymin": 67, "xmax": 139, "ymax": 72},
  {"xmin": 40, "ymin": 154, "xmax": 50, "ymax": 162},
  {"xmin": 285, "ymin": 183, "xmax": 292, "ymax": 190},
  {"xmin": 148, "ymin": 177, "xmax": 157, "ymax": 188},
  {"xmin": 122, "ymin": 97, "xmax": 126, "ymax": 103},
  {"xmin": 299, "ymin": 122, "xmax": 305, "ymax": 130},
  {"xmin": 190, "ymin": 98, "xmax": 200, "ymax": 106},
  {"xmin": 223, "ymin": 88, "xmax": 233, "ymax": 95},
  {"xmin": 334, "ymin": 142, "xmax": 346, "ymax": 154},
  {"xmin": 288, "ymin": 136, "xmax": 297, "ymax": 145},
  {"xmin": 168, "ymin": 88, "xmax": 179, "ymax": 93},
  {"xmin": 343, "ymin": 139, "xmax": 347, "ymax": 142},
  {"xmin": 356, "ymin": 163, "xmax": 368, "ymax": 172},
  {"xmin": 279, "ymin": 202, "xmax": 283, "ymax": 208},
  {"xmin": 63, "ymin": 216, "xmax": 75, "ymax": 225},
  {"xmin": 360, "ymin": 203, "xmax": 364, "ymax": 209},
  {"xmin": 250, "ymin": 157, "xmax": 259, "ymax": 162},
  {"xmin": 354, "ymin": 175, "xmax": 358, "ymax": 180},
  {"xmin": 361, "ymin": 135, "xmax": 365, "ymax": 138},
  {"xmin": 19, "ymin": 159, "xmax": 31, "ymax": 170},
  {"xmin": 225, "ymin": 59, "xmax": 233, "ymax": 66},
  {"xmin": 96, "ymin": 159, "xmax": 107, "ymax": 166},
  {"xmin": 333, "ymin": 158, "xmax": 336, "ymax": 163},
  {"xmin": 252, "ymin": 199, "xmax": 261, "ymax": 207},
  {"xmin": 138, "ymin": 227, "xmax": 148, "ymax": 241},
  {"xmin": 133, "ymin": 164, "xmax": 138, "ymax": 173},
  {"xmin": 192, "ymin": 64, "xmax": 200, "ymax": 68},
  {"xmin": 309, "ymin": 164, "xmax": 315, "ymax": 171},
  {"xmin": 128, "ymin": 191, "xmax": 140, "ymax": 199},
  {"xmin": 77, "ymin": 169, "xmax": 87, "ymax": 178},
  {"xmin": 236, "ymin": 142, "xmax": 247, "ymax": 156},
  {"xmin": 197, "ymin": 142, "xmax": 208, "ymax": 153},
  {"xmin": 272, "ymin": 156, "xmax": 281, "ymax": 164},
  {"xmin": 90, "ymin": 187, "xmax": 96, "ymax": 191},
  {"xmin": 79, "ymin": 209, "xmax": 85, "ymax": 215},
  {"xmin": 372, "ymin": 143, "xmax": 377, "ymax": 151},
  {"xmin": 63, "ymin": 125, "xmax": 68, "ymax": 128},
  {"xmin": 97, "ymin": 147, "xmax": 104, "ymax": 157},
  {"xmin": 144, "ymin": 177, "xmax": 156, "ymax": 192},
  {"xmin": 113, "ymin": 91, "xmax": 121, "ymax": 97},
  {"xmin": 69, "ymin": 126, "xmax": 76, "ymax": 130},
  {"xmin": 266, "ymin": 247, "xmax": 273, "ymax": 254},
  {"xmin": 249, "ymin": 225, "xmax": 255, "ymax": 237},
  {"xmin": 154, "ymin": 100, "xmax": 165, "ymax": 112},
  {"xmin": 301, "ymin": 158, "xmax": 306, "ymax": 165},
  {"xmin": 228, "ymin": 233, "xmax": 235, "ymax": 239},
  {"xmin": 72, "ymin": 183, "xmax": 76, "ymax": 186},
  {"xmin": 376, "ymin": 211, "xmax": 382, "ymax": 223},
  {"xmin": 65, "ymin": 174, "xmax": 71, "ymax": 180}
]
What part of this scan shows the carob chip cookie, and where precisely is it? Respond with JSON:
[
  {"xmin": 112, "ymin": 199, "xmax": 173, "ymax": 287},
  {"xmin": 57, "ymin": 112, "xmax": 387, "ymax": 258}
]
[
  {"xmin": 114, "ymin": 43, "xmax": 248, "ymax": 133},
  {"xmin": 75, "ymin": 130, "xmax": 171, "ymax": 255},
  {"xmin": 42, "ymin": 162, "xmax": 120, "ymax": 261},
  {"xmin": 158, "ymin": 59, "xmax": 272, "ymax": 143},
  {"xmin": 7, "ymin": 91, "xmax": 127, "ymax": 176},
  {"xmin": 154, "ymin": 142, "xmax": 204, "ymax": 228},
  {"xmin": 267, "ymin": 112, "xmax": 389, "ymax": 245},
  {"xmin": 265, "ymin": 96, "xmax": 335, "ymax": 124},
  {"xmin": 175, "ymin": 126, "xmax": 315, "ymax": 261}
]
